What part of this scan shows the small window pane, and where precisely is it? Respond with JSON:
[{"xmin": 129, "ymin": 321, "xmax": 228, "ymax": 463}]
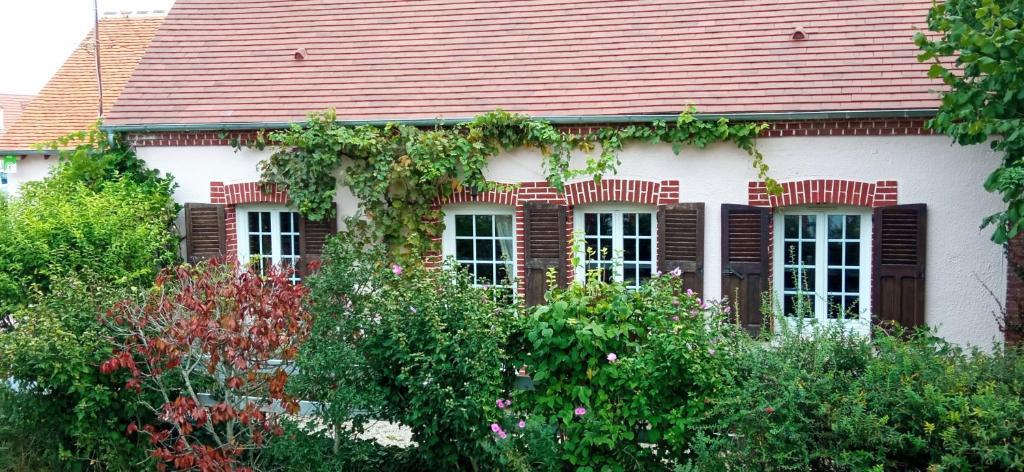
[
  {"xmin": 844, "ymin": 296, "xmax": 860, "ymax": 319},
  {"xmin": 828, "ymin": 269, "xmax": 842, "ymax": 293},
  {"xmin": 828, "ymin": 242, "xmax": 842, "ymax": 265},
  {"xmin": 282, "ymin": 235, "xmax": 292, "ymax": 254},
  {"xmin": 784, "ymin": 215, "xmax": 799, "ymax": 238},
  {"xmin": 494, "ymin": 215, "xmax": 513, "ymax": 237},
  {"xmin": 475, "ymin": 215, "xmax": 493, "ymax": 237},
  {"xmin": 784, "ymin": 268, "xmax": 797, "ymax": 290},
  {"xmin": 638, "ymin": 214, "xmax": 652, "ymax": 236},
  {"xmin": 585, "ymin": 213, "xmax": 597, "ymax": 235},
  {"xmin": 800, "ymin": 242, "xmax": 815, "ymax": 265},
  {"xmin": 638, "ymin": 264, "xmax": 652, "ymax": 283},
  {"xmin": 828, "ymin": 215, "xmax": 843, "ymax": 239},
  {"xmin": 599, "ymin": 214, "xmax": 613, "ymax": 236},
  {"xmin": 784, "ymin": 242, "xmax": 799, "ymax": 264},
  {"xmin": 638, "ymin": 239, "xmax": 652, "ymax": 261},
  {"xmin": 801, "ymin": 215, "xmax": 816, "ymax": 238},
  {"xmin": 248, "ymin": 213, "xmax": 259, "ymax": 232},
  {"xmin": 477, "ymin": 263, "xmax": 494, "ymax": 284},
  {"xmin": 455, "ymin": 215, "xmax": 473, "ymax": 236},
  {"xmin": 802, "ymin": 269, "xmax": 815, "ymax": 291},
  {"xmin": 460, "ymin": 263, "xmax": 473, "ymax": 276},
  {"xmin": 456, "ymin": 239, "xmax": 473, "ymax": 260},
  {"xmin": 495, "ymin": 241, "xmax": 508, "ymax": 261},
  {"xmin": 845, "ymin": 269, "xmax": 860, "ymax": 292},
  {"xmin": 784, "ymin": 295, "xmax": 795, "ymax": 317},
  {"xmin": 827, "ymin": 296, "xmax": 842, "ymax": 318},
  {"xmin": 845, "ymin": 215, "xmax": 861, "ymax": 239},
  {"xmin": 623, "ymin": 263, "xmax": 637, "ymax": 286},
  {"xmin": 280, "ymin": 212, "xmax": 292, "ymax": 232},
  {"xmin": 585, "ymin": 238, "xmax": 598, "ymax": 258},
  {"xmin": 496, "ymin": 263, "xmax": 509, "ymax": 284},
  {"xmin": 845, "ymin": 242, "xmax": 860, "ymax": 266},
  {"xmin": 623, "ymin": 240, "xmax": 637, "ymax": 260},
  {"xmin": 261, "ymin": 235, "xmax": 272, "ymax": 253},
  {"xmin": 260, "ymin": 213, "xmax": 271, "ymax": 232},
  {"xmin": 475, "ymin": 240, "xmax": 494, "ymax": 261},
  {"xmin": 249, "ymin": 235, "xmax": 261, "ymax": 254},
  {"xmin": 623, "ymin": 213, "xmax": 636, "ymax": 236}
]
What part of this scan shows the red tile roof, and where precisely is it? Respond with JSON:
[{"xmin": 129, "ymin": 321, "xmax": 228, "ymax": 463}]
[
  {"xmin": 0, "ymin": 16, "xmax": 164, "ymax": 150},
  {"xmin": 106, "ymin": 0, "xmax": 942, "ymax": 127},
  {"xmin": 0, "ymin": 94, "xmax": 35, "ymax": 135}
]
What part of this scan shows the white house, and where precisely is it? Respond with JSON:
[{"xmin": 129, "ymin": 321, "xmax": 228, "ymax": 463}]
[{"xmin": 102, "ymin": 0, "xmax": 1012, "ymax": 348}]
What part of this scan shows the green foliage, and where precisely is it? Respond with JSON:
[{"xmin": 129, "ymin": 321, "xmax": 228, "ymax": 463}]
[
  {"xmin": 261, "ymin": 108, "xmax": 776, "ymax": 261},
  {"xmin": 261, "ymin": 420, "xmax": 424, "ymax": 472},
  {"xmin": 291, "ymin": 234, "xmax": 515, "ymax": 469},
  {"xmin": 40, "ymin": 123, "xmax": 168, "ymax": 193},
  {"xmin": 687, "ymin": 327, "xmax": 1024, "ymax": 471},
  {"xmin": 511, "ymin": 272, "xmax": 741, "ymax": 470},
  {"xmin": 0, "ymin": 131, "xmax": 178, "ymax": 470},
  {"xmin": 915, "ymin": 0, "xmax": 1024, "ymax": 243}
]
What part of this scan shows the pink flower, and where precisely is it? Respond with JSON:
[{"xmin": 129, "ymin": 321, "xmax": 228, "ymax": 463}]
[
  {"xmin": 606, "ymin": 352, "xmax": 617, "ymax": 363},
  {"xmin": 496, "ymin": 398, "xmax": 511, "ymax": 409},
  {"xmin": 670, "ymin": 267, "xmax": 682, "ymax": 277},
  {"xmin": 518, "ymin": 419, "xmax": 526, "ymax": 429},
  {"xmin": 724, "ymin": 306, "xmax": 732, "ymax": 313},
  {"xmin": 498, "ymin": 431, "xmax": 508, "ymax": 439},
  {"xmin": 391, "ymin": 263, "xmax": 403, "ymax": 275},
  {"xmin": 686, "ymin": 288, "xmax": 694, "ymax": 296},
  {"xmin": 672, "ymin": 316, "xmax": 680, "ymax": 322},
  {"xmin": 490, "ymin": 423, "xmax": 501, "ymax": 433},
  {"xmin": 574, "ymin": 407, "xmax": 587, "ymax": 416},
  {"xmin": 701, "ymin": 302, "xmax": 709, "ymax": 309},
  {"xmin": 708, "ymin": 348, "xmax": 716, "ymax": 356}
]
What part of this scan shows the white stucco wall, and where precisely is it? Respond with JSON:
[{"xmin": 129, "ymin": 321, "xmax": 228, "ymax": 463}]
[
  {"xmin": 138, "ymin": 135, "xmax": 1006, "ymax": 348},
  {"xmin": 2, "ymin": 155, "xmax": 58, "ymax": 194}
]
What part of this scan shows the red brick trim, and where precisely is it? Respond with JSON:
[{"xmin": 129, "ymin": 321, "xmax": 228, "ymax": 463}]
[
  {"xmin": 749, "ymin": 179, "xmax": 898, "ymax": 208},
  {"xmin": 124, "ymin": 118, "xmax": 935, "ymax": 147},
  {"xmin": 429, "ymin": 178, "xmax": 680, "ymax": 297},
  {"xmin": 1005, "ymin": 236, "xmax": 1024, "ymax": 345},
  {"xmin": 210, "ymin": 181, "xmax": 290, "ymax": 259}
]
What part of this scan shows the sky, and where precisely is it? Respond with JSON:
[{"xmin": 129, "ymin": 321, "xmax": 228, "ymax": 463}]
[{"xmin": 0, "ymin": 0, "xmax": 175, "ymax": 96}]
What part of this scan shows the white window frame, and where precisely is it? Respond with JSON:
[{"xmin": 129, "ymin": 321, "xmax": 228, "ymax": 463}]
[
  {"xmin": 773, "ymin": 206, "xmax": 872, "ymax": 335},
  {"xmin": 441, "ymin": 204, "xmax": 517, "ymax": 290},
  {"xmin": 236, "ymin": 204, "xmax": 302, "ymax": 280},
  {"xmin": 573, "ymin": 204, "xmax": 658, "ymax": 288}
]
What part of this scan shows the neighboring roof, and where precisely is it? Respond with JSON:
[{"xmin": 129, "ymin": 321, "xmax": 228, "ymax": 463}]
[
  {"xmin": 106, "ymin": 0, "xmax": 942, "ymax": 128},
  {"xmin": 0, "ymin": 94, "xmax": 35, "ymax": 133},
  {"xmin": 0, "ymin": 16, "xmax": 164, "ymax": 151}
]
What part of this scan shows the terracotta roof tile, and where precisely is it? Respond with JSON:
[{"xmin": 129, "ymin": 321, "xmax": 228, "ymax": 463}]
[
  {"xmin": 106, "ymin": 0, "xmax": 942, "ymax": 126},
  {"xmin": 0, "ymin": 94, "xmax": 35, "ymax": 135},
  {"xmin": 0, "ymin": 16, "xmax": 164, "ymax": 150}
]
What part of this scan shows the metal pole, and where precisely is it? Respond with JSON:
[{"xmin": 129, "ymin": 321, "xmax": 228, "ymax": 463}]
[{"xmin": 93, "ymin": 0, "xmax": 104, "ymax": 118}]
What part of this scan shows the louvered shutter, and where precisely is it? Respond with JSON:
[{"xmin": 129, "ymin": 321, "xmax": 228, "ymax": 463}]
[
  {"xmin": 658, "ymin": 203, "xmax": 704, "ymax": 295},
  {"xmin": 872, "ymin": 204, "xmax": 926, "ymax": 329},
  {"xmin": 721, "ymin": 204, "xmax": 769, "ymax": 336},
  {"xmin": 524, "ymin": 202, "xmax": 567, "ymax": 306},
  {"xmin": 184, "ymin": 203, "xmax": 226, "ymax": 263},
  {"xmin": 297, "ymin": 213, "xmax": 337, "ymax": 277}
]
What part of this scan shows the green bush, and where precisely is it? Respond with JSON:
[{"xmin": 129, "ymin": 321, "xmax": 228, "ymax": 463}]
[
  {"xmin": 0, "ymin": 139, "xmax": 178, "ymax": 470},
  {"xmin": 290, "ymin": 234, "xmax": 514, "ymax": 470},
  {"xmin": 510, "ymin": 272, "xmax": 741, "ymax": 471},
  {"xmin": 687, "ymin": 327, "xmax": 1024, "ymax": 471},
  {"xmin": 261, "ymin": 420, "xmax": 424, "ymax": 472}
]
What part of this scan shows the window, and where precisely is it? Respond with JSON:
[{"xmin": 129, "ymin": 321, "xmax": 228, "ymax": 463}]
[
  {"xmin": 574, "ymin": 206, "xmax": 657, "ymax": 289},
  {"xmin": 442, "ymin": 207, "xmax": 516, "ymax": 290},
  {"xmin": 774, "ymin": 208, "xmax": 872, "ymax": 333},
  {"xmin": 0, "ymin": 172, "xmax": 8, "ymax": 196},
  {"xmin": 236, "ymin": 206, "xmax": 302, "ymax": 282}
]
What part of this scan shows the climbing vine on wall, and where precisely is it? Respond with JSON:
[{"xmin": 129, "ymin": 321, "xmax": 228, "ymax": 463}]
[{"xmin": 259, "ymin": 107, "xmax": 779, "ymax": 260}]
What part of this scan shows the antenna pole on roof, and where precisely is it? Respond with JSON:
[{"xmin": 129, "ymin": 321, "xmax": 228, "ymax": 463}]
[{"xmin": 93, "ymin": 0, "xmax": 104, "ymax": 118}]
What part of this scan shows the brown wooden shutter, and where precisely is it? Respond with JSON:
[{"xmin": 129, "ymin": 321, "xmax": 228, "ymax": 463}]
[
  {"xmin": 721, "ymin": 204, "xmax": 769, "ymax": 336},
  {"xmin": 872, "ymin": 204, "xmax": 926, "ymax": 330},
  {"xmin": 298, "ymin": 213, "xmax": 338, "ymax": 277},
  {"xmin": 523, "ymin": 202, "xmax": 567, "ymax": 306},
  {"xmin": 184, "ymin": 203, "xmax": 226, "ymax": 263},
  {"xmin": 658, "ymin": 203, "xmax": 704, "ymax": 295}
]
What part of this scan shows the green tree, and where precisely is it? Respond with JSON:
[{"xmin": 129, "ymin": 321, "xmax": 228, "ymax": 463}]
[{"xmin": 915, "ymin": 0, "xmax": 1024, "ymax": 243}]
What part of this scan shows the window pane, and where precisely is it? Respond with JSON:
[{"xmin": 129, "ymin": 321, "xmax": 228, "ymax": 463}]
[
  {"xmin": 261, "ymin": 235, "xmax": 272, "ymax": 254},
  {"xmin": 623, "ymin": 239, "xmax": 636, "ymax": 260},
  {"xmin": 802, "ymin": 269, "xmax": 815, "ymax": 291},
  {"xmin": 260, "ymin": 213, "xmax": 271, "ymax": 232},
  {"xmin": 475, "ymin": 239, "xmax": 494, "ymax": 261},
  {"xmin": 800, "ymin": 242, "xmax": 815, "ymax": 265},
  {"xmin": 828, "ymin": 215, "xmax": 843, "ymax": 239},
  {"xmin": 455, "ymin": 215, "xmax": 473, "ymax": 236},
  {"xmin": 475, "ymin": 215, "xmax": 492, "ymax": 237},
  {"xmin": 784, "ymin": 215, "xmax": 799, "ymax": 238},
  {"xmin": 282, "ymin": 235, "xmax": 292, "ymax": 255},
  {"xmin": 845, "ymin": 215, "xmax": 861, "ymax": 239},
  {"xmin": 477, "ymin": 263, "xmax": 494, "ymax": 284},
  {"xmin": 494, "ymin": 215, "xmax": 513, "ymax": 237},
  {"xmin": 784, "ymin": 294, "xmax": 795, "ymax": 317},
  {"xmin": 249, "ymin": 235, "xmax": 261, "ymax": 255},
  {"xmin": 460, "ymin": 263, "xmax": 473, "ymax": 277},
  {"xmin": 456, "ymin": 239, "xmax": 473, "ymax": 260},
  {"xmin": 801, "ymin": 215, "xmax": 816, "ymax": 238},
  {"xmin": 638, "ymin": 213, "xmax": 652, "ymax": 236},
  {"xmin": 280, "ymin": 212, "xmax": 292, "ymax": 232},
  {"xmin": 495, "ymin": 240, "xmax": 509, "ymax": 261},
  {"xmin": 584, "ymin": 213, "xmax": 597, "ymax": 235},
  {"xmin": 599, "ymin": 213, "xmax": 613, "ymax": 236},
  {"xmin": 585, "ymin": 238, "xmax": 598, "ymax": 258},
  {"xmin": 784, "ymin": 268, "xmax": 797, "ymax": 290},
  {"xmin": 844, "ymin": 296, "xmax": 860, "ymax": 319},
  {"xmin": 784, "ymin": 242, "xmax": 799, "ymax": 264},
  {"xmin": 827, "ymin": 295, "xmax": 842, "ymax": 318},
  {"xmin": 623, "ymin": 213, "xmax": 636, "ymax": 236},
  {"xmin": 248, "ymin": 213, "xmax": 259, "ymax": 232},
  {"xmin": 845, "ymin": 269, "xmax": 860, "ymax": 292},
  {"xmin": 828, "ymin": 269, "xmax": 842, "ymax": 293},
  {"xmin": 845, "ymin": 242, "xmax": 860, "ymax": 266},
  {"xmin": 623, "ymin": 263, "xmax": 637, "ymax": 286},
  {"xmin": 638, "ymin": 264, "xmax": 652, "ymax": 284},
  {"xmin": 638, "ymin": 239, "xmax": 651, "ymax": 261},
  {"xmin": 828, "ymin": 242, "xmax": 842, "ymax": 266},
  {"xmin": 496, "ymin": 263, "xmax": 509, "ymax": 284}
]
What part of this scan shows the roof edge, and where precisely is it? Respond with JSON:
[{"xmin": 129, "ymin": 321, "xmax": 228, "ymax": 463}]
[
  {"xmin": 0, "ymin": 149, "xmax": 59, "ymax": 156},
  {"xmin": 101, "ymin": 109, "xmax": 937, "ymax": 133}
]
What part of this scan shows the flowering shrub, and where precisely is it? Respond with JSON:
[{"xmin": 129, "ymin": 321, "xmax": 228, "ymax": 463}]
[
  {"xmin": 290, "ymin": 235, "xmax": 514, "ymax": 469},
  {"xmin": 103, "ymin": 261, "xmax": 312, "ymax": 471},
  {"xmin": 510, "ymin": 272, "xmax": 741, "ymax": 470}
]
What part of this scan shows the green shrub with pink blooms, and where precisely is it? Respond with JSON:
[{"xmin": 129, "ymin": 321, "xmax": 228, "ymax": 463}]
[{"xmin": 507, "ymin": 270, "xmax": 741, "ymax": 470}]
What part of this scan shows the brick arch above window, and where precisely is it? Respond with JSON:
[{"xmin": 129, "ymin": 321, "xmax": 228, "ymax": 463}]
[
  {"xmin": 219, "ymin": 181, "xmax": 289, "ymax": 205},
  {"xmin": 434, "ymin": 178, "xmax": 681, "ymax": 207},
  {"xmin": 748, "ymin": 179, "xmax": 897, "ymax": 208}
]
